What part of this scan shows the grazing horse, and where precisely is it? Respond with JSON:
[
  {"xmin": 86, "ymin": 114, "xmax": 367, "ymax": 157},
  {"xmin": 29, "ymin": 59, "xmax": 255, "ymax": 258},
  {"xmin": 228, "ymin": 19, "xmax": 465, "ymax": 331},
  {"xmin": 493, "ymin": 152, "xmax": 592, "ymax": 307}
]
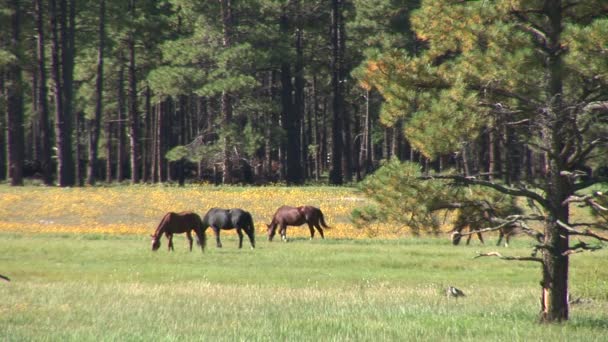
[
  {"xmin": 267, "ymin": 205, "xmax": 329, "ymax": 242},
  {"xmin": 151, "ymin": 211, "xmax": 206, "ymax": 252},
  {"xmin": 202, "ymin": 208, "xmax": 255, "ymax": 248},
  {"xmin": 450, "ymin": 207, "xmax": 544, "ymax": 247},
  {"xmin": 496, "ymin": 225, "xmax": 544, "ymax": 247}
]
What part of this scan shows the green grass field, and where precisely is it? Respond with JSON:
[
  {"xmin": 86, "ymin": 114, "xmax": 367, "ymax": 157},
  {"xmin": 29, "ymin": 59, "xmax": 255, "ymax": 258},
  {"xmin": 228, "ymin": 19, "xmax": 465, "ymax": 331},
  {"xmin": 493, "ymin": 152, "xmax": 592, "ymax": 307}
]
[{"xmin": 2, "ymin": 233, "xmax": 607, "ymax": 341}]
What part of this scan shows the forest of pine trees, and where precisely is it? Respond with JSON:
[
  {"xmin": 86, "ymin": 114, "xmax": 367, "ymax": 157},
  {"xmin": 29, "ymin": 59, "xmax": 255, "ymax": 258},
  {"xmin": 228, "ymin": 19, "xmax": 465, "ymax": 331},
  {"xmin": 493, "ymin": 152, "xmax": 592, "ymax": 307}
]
[{"xmin": 0, "ymin": 0, "xmax": 606, "ymax": 186}]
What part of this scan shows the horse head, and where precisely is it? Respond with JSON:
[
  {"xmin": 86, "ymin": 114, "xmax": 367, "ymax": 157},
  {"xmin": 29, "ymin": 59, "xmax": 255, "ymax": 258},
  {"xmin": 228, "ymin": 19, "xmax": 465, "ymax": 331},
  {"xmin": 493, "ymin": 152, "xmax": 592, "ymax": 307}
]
[
  {"xmin": 151, "ymin": 234, "xmax": 161, "ymax": 251},
  {"xmin": 266, "ymin": 223, "xmax": 276, "ymax": 241}
]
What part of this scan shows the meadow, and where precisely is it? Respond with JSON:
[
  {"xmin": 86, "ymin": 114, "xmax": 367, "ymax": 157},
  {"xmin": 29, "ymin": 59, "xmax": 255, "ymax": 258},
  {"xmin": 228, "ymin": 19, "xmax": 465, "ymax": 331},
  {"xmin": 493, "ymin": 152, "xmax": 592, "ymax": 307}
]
[{"xmin": 1, "ymin": 185, "xmax": 607, "ymax": 341}]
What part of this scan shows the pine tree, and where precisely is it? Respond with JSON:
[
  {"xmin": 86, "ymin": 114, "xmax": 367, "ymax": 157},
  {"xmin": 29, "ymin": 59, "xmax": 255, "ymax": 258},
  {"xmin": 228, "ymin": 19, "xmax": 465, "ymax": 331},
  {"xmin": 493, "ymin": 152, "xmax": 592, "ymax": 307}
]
[{"xmin": 360, "ymin": 0, "xmax": 608, "ymax": 322}]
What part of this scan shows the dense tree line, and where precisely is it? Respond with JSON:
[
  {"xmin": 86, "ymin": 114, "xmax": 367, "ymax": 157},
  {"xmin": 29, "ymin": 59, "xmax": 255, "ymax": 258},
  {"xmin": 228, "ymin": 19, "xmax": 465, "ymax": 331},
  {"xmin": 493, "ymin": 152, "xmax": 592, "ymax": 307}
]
[{"xmin": 3, "ymin": 0, "xmax": 591, "ymax": 187}]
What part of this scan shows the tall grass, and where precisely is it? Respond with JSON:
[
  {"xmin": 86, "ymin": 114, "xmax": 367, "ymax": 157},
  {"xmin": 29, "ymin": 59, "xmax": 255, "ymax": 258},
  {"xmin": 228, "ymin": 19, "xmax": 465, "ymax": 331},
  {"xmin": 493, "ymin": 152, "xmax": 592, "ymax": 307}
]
[{"xmin": 1, "ymin": 234, "xmax": 607, "ymax": 341}]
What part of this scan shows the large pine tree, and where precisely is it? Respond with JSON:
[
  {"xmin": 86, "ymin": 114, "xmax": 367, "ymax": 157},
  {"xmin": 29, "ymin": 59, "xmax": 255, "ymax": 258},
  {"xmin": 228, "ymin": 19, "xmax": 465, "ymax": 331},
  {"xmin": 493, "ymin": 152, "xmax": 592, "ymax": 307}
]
[{"xmin": 360, "ymin": 0, "xmax": 608, "ymax": 322}]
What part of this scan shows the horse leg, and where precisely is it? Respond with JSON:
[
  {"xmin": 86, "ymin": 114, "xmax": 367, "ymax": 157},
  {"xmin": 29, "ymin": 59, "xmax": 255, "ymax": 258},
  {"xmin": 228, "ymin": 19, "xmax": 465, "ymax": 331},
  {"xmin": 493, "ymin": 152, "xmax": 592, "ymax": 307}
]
[
  {"xmin": 307, "ymin": 223, "xmax": 315, "ymax": 240},
  {"xmin": 477, "ymin": 231, "xmax": 484, "ymax": 244},
  {"xmin": 314, "ymin": 222, "xmax": 325, "ymax": 239},
  {"xmin": 167, "ymin": 233, "xmax": 174, "ymax": 251},
  {"xmin": 280, "ymin": 224, "xmax": 288, "ymax": 242},
  {"xmin": 213, "ymin": 226, "xmax": 222, "ymax": 248},
  {"xmin": 237, "ymin": 228, "xmax": 244, "ymax": 249},
  {"xmin": 186, "ymin": 231, "xmax": 193, "ymax": 252},
  {"xmin": 245, "ymin": 227, "xmax": 255, "ymax": 249},
  {"xmin": 496, "ymin": 230, "xmax": 504, "ymax": 246}
]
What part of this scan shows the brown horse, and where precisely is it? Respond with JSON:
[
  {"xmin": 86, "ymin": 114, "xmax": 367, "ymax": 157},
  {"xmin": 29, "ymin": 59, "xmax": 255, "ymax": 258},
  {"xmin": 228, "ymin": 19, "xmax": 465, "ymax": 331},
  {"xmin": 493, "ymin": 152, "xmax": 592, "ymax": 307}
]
[
  {"xmin": 267, "ymin": 205, "xmax": 329, "ymax": 242},
  {"xmin": 151, "ymin": 211, "xmax": 206, "ymax": 252}
]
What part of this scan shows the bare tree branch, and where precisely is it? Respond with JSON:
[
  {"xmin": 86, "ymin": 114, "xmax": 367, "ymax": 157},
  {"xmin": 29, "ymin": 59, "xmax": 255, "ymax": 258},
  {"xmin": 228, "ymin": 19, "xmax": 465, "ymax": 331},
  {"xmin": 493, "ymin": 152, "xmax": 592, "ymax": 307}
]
[
  {"xmin": 563, "ymin": 191, "xmax": 607, "ymax": 211},
  {"xmin": 420, "ymin": 174, "xmax": 550, "ymax": 208},
  {"xmin": 562, "ymin": 240, "xmax": 603, "ymax": 256},
  {"xmin": 557, "ymin": 220, "xmax": 608, "ymax": 242},
  {"xmin": 474, "ymin": 251, "xmax": 544, "ymax": 263},
  {"xmin": 567, "ymin": 138, "xmax": 608, "ymax": 168}
]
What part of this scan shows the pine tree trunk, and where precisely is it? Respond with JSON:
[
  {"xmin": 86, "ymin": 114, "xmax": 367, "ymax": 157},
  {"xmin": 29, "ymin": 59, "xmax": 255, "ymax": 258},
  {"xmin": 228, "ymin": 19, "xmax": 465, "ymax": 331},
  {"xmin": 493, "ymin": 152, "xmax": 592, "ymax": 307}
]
[
  {"xmin": 75, "ymin": 111, "xmax": 83, "ymax": 186},
  {"xmin": 62, "ymin": 0, "xmax": 76, "ymax": 186},
  {"xmin": 312, "ymin": 75, "xmax": 320, "ymax": 181},
  {"xmin": 0, "ymin": 75, "xmax": 5, "ymax": 181},
  {"xmin": 34, "ymin": 0, "xmax": 53, "ymax": 185},
  {"xmin": 104, "ymin": 120, "xmax": 112, "ymax": 183},
  {"xmin": 6, "ymin": 0, "xmax": 24, "ymax": 186},
  {"xmin": 329, "ymin": 0, "xmax": 343, "ymax": 185},
  {"xmin": 488, "ymin": 127, "xmax": 496, "ymax": 180},
  {"xmin": 220, "ymin": 0, "xmax": 232, "ymax": 184},
  {"xmin": 50, "ymin": 0, "xmax": 75, "ymax": 187},
  {"xmin": 116, "ymin": 63, "xmax": 126, "ymax": 182},
  {"xmin": 128, "ymin": 0, "xmax": 139, "ymax": 184},
  {"xmin": 293, "ymin": 13, "xmax": 305, "ymax": 183},
  {"xmin": 150, "ymin": 102, "xmax": 157, "ymax": 183},
  {"xmin": 86, "ymin": 0, "xmax": 105, "ymax": 185},
  {"xmin": 539, "ymin": 0, "xmax": 570, "ymax": 323},
  {"xmin": 141, "ymin": 86, "xmax": 152, "ymax": 182},
  {"xmin": 156, "ymin": 100, "xmax": 164, "ymax": 182}
]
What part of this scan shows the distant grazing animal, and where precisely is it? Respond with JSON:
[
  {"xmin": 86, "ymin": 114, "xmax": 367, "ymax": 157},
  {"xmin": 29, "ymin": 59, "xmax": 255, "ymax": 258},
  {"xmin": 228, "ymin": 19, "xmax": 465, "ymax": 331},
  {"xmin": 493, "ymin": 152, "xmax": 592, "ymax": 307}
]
[
  {"xmin": 151, "ymin": 212, "xmax": 206, "ymax": 252},
  {"xmin": 267, "ymin": 205, "xmax": 329, "ymax": 242},
  {"xmin": 451, "ymin": 208, "xmax": 544, "ymax": 247},
  {"xmin": 495, "ymin": 225, "xmax": 544, "ymax": 247},
  {"xmin": 202, "ymin": 208, "xmax": 255, "ymax": 248}
]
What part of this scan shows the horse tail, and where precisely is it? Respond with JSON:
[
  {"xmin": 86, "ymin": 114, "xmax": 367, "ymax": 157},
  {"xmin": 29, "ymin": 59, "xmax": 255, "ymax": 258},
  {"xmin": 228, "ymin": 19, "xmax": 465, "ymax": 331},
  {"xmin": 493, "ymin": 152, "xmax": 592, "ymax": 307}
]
[
  {"xmin": 319, "ymin": 210, "xmax": 330, "ymax": 229},
  {"xmin": 243, "ymin": 211, "xmax": 255, "ymax": 234}
]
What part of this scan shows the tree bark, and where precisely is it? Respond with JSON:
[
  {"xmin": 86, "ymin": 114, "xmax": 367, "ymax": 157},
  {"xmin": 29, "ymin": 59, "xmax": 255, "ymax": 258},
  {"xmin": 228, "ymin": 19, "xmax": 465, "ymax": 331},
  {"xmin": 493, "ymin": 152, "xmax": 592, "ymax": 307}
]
[
  {"xmin": 0, "ymin": 75, "xmax": 6, "ymax": 181},
  {"xmin": 50, "ymin": 0, "xmax": 76, "ymax": 186},
  {"xmin": 128, "ymin": 0, "xmax": 139, "ymax": 184},
  {"xmin": 293, "ymin": 9, "xmax": 305, "ymax": 183},
  {"xmin": 6, "ymin": 0, "xmax": 24, "ymax": 186},
  {"xmin": 220, "ymin": 0, "xmax": 233, "ymax": 184},
  {"xmin": 34, "ymin": 0, "xmax": 53, "ymax": 185},
  {"xmin": 116, "ymin": 62, "xmax": 126, "ymax": 182},
  {"xmin": 329, "ymin": 0, "xmax": 343, "ymax": 185},
  {"xmin": 539, "ymin": 0, "xmax": 570, "ymax": 323},
  {"xmin": 86, "ymin": 0, "xmax": 105, "ymax": 185}
]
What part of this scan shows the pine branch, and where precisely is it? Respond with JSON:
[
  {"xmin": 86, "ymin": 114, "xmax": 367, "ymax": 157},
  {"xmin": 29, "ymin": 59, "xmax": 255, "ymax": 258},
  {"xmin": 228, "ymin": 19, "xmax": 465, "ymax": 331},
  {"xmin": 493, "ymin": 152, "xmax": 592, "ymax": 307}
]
[{"xmin": 474, "ymin": 251, "xmax": 544, "ymax": 263}]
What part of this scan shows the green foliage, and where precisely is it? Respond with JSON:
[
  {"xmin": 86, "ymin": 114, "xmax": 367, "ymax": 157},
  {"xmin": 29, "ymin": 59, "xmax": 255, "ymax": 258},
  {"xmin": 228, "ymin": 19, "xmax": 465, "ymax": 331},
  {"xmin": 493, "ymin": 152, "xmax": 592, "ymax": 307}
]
[
  {"xmin": 353, "ymin": 159, "xmax": 534, "ymax": 235},
  {"xmin": 353, "ymin": 159, "xmax": 448, "ymax": 235},
  {"xmin": 165, "ymin": 145, "xmax": 189, "ymax": 162}
]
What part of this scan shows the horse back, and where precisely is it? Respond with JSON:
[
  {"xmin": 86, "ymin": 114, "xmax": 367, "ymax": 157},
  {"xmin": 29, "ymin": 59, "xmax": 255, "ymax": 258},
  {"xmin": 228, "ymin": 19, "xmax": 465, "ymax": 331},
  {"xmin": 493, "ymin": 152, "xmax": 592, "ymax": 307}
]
[
  {"xmin": 159, "ymin": 211, "xmax": 201, "ymax": 234},
  {"xmin": 204, "ymin": 208, "xmax": 230, "ymax": 228},
  {"xmin": 273, "ymin": 205, "xmax": 306, "ymax": 226}
]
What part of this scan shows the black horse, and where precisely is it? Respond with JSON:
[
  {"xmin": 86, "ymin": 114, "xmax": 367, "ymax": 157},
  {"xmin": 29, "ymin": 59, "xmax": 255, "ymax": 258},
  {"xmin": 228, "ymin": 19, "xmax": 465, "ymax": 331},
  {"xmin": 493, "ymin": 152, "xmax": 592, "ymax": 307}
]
[{"xmin": 202, "ymin": 208, "xmax": 255, "ymax": 248}]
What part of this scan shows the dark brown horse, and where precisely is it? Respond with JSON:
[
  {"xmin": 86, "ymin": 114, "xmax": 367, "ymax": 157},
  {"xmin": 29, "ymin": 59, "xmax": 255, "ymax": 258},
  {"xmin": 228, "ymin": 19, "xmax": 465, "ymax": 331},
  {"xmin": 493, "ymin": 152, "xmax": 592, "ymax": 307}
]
[
  {"xmin": 267, "ymin": 205, "xmax": 329, "ymax": 241},
  {"xmin": 151, "ymin": 211, "xmax": 206, "ymax": 252},
  {"xmin": 202, "ymin": 208, "xmax": 255, "ymax": 248}
]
